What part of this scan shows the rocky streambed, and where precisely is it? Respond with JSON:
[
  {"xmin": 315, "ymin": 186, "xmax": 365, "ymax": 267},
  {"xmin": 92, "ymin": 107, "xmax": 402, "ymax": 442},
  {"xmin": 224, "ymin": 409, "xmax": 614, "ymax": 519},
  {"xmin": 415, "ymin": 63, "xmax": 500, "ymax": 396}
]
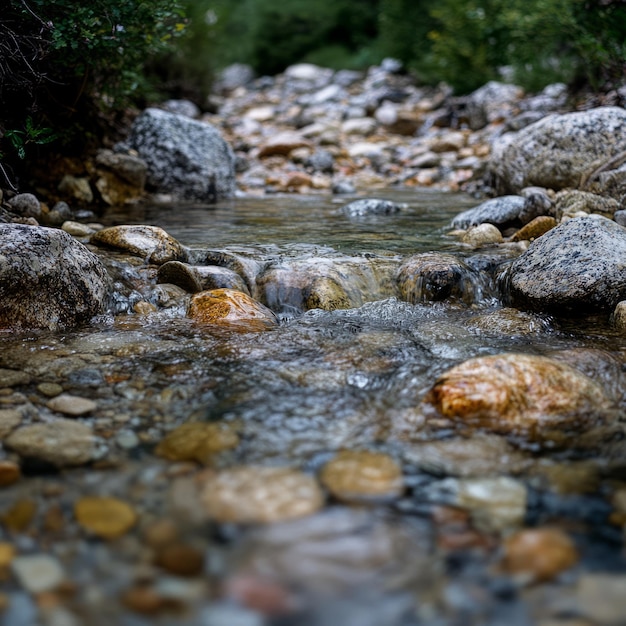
[{"xmin": 0, "ymin": 60, "xmax": 625, "ymax": 625}]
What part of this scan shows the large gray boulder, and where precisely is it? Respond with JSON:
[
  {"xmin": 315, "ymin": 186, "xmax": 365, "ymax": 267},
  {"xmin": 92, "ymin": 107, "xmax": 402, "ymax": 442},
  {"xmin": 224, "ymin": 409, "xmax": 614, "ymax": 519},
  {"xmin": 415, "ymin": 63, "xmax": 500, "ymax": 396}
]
[
  {"xmin": 504, "ymin": 216, "xmax": 626, "ymax": 314},
  {"xmin": 126, "ymin": 108, "xmax": 236, "ymax": 202},
  {"xmin": 0, "ymin": 224, "xmax": 111, "ymax": 330},
  {"xmin": 488, "ymin": 107, "xmax": 626, "ymax": 194}
]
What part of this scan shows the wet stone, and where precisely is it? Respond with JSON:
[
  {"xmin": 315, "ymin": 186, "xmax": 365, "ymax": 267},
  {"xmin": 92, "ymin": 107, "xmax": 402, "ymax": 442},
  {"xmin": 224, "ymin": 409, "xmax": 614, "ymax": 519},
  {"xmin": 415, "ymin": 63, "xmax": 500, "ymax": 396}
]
[
  {"xmin": 36, "ymin": 383, "xmax": 63, "ymax": 398},
  {"xmin": 341, "ymin": 198, "xmax": 407, "ymax": 217},
  {"xmin": 91, "ymin": 224, "xmax": 187, "ymax": 265},
  {"xmin": 158, "ymin": 261, "xmax": 249, "ymax": 294},
  {"xmin": 0, "ymin": 369, "xmax": 30, "ymax": 387},
  {"xmin": 319, "ymin": 450, "xmax": 404, "ymax": 502},
  {"xmin": 74, "ymin": 496, "xmax": 138, "ymax": 539},
  {"xmin": 46, "ymin": 394, "xmax": 97, "ymax": 417},
  {"xmin": 611, "ymin": 301, "xmax": 626, "ymax": 332},
  {"xmin": 451, "ymin": 195, "xmax": 527, "ymax": 229},
  {"xmin": 4, "ymin": 420, "xmax": 97, "ymax": 467},
  {"xmin": 510, "ymin": 215, "xmax": 556, "ymax": 241},
  {"xmin": 154, "ymin": 421, "xmax": 239, "ymax": 463},
  {"xmin": 461, "ymin": 223, "xmax": 503, "ymax": 247},
  {"xmin": 200, "ymin": 466, "xmax": 324, "ymax": 524},
  {"xmin": 396, "ymin": 252, "xmax": 493, "ymax": 305},
  {"xmin": 0, "ymin": 409, "xmax": 22, "ymax": 438},
  {"xmin": 0, "ymin": 460, "xmax": 20, "ymax": 486},
  {"xmin": 465, "ymin": 307, "xmax": 551, "ymax": 336},
  {"xmin": 11, "ymin": 554, "xmax": 65, "ymax": 593},
  {"xmin": 424, "ymin": 353, "xmax": 614, "ymax": 441},
  {"xmin": 501, "ymin": 527, "xmax": 578, "ymax": 583}
]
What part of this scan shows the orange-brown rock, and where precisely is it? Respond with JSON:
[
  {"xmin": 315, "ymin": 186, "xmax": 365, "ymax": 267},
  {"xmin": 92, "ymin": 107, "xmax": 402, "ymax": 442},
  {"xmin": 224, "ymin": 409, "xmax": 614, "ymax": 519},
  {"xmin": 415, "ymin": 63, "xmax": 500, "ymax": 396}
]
[
  {"xmin": 153, "ymin": 543, "xmax": 204, "ymax": 577},
  {"xmin": 74, "ymin": 496, "xmax": 137, "ymax": 539},
  {"xmin": 319, "ymin": 450, "xmax": 404, "ymax": 501},
  {"xmin": 154, "ymin": 421, "xmax": 239, "ymax": 464},
  {"xmin": 187, "ymin": 288, "xmax": 278, "ymax": 331},
  {"xmin": 0, "ymin": 461, "xmax": 20, "ymax": 487},
  {"xmin": 423, "ymin": 353, "xmax": 613, "ymax": 438},
  {"xmin": 510, "ymin": 215, "xmax": 556, "ymax": 242},
  {"xmin": 501, "ymin": 527, "xmax": 578, "ymax": 582}
]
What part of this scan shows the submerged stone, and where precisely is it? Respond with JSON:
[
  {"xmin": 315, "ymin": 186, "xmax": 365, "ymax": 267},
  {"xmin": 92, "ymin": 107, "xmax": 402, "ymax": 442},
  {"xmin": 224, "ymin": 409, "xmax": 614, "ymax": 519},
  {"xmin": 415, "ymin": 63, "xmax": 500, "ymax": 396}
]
[
  {"xmin": 396, "ymin": 252, "xmax": 493, "ymax": 305},
  {"xmin": 319, "ymin": 450, "xmax": 404, "ymax": 502},
  {"xmin": 155, "ymin": 421, "xmax": 239, "ymax": 463},
  {"xmin": 423, "ymin": 353, "xmax": 613, "ymax": 440},
  {"xmin": 341, "ymin": 198, "xmax": 407, "ymax": 217},
  {"xmin": 451, "ymin": 195, "xmax": 527, "ymax": 229},
  {"xmin": 200, "ymin": 466, "xmax": 324, "ymax": 523},
  {"xmin": 74, "ymin": 496, "xmax": 138, "ymax": 539},
  {"xmin": 91, "ymin": 225, "xmax": 187, "ymax": 265},
  {"xmin": 187, "ymin": 288, "xmax": 278, "ymax": 330},
  {"xmin": 158, "ymin": 261, "xmax": 249, "ymax": 294}
]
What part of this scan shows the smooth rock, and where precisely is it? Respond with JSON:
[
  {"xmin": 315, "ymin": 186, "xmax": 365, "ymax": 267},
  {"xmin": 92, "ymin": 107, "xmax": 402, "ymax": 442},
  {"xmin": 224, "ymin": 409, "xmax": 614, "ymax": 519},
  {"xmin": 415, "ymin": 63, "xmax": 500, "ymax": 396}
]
[
  {"xmin": 155, "ymin": 421, "xmax": 239, "ymax": 463},
  {"xmin": 74, "ymin": 496, "xmax": 137, "ymax": 539},
  {"xmin": 0, "ymin": 369, "xmax": 31, "ymax": 387},
  {"xmin": 4, "ymin": 420, "xmax": 96, "ymax": 466},
  {"xmin": 461, "ymin": 223, "xmax": 503, "ymax": 247},
  {"xmin": 0, "ymin": 224, "xmax": 111, "ymax": 330},
  {"xmin": 451, "ymin": 195, "xmax": 527, "ymax": 229},
  {"xmin": 7, "ymin": 193, "xmax": 41, "ymax": 219},
  {"xmin": 465, "ymin": 81, "xmax": 524, "ymax": 129},
  {"xmin": 0, "ymin": 460, "xmax": 21, "ymax": 486},
  {"xmin": 501, "ymin": 528, "xmax": 578, "ymax": 583},
  {"xmin": 94, "ymin": 149, "xmax": 147, "ymax": 205},
  {"xmin": 58, "ymin": 175, "xmax": 93, "ymax": 203},
  {"xmin": 612, "ymin": 301, "xmax": 626, "ymax": 332},
  {"xmin": 46, "ymin": 394, "xmax": 97, "ymax": 417},
  {"xmin": 504, "ymin": 216, "xmax": 626, "ymax": 314},
  {"xmin": 456, "ymin": 476, "xmax": 527, "ymax": 533},
  {"xmin": 510, "ymin": 215, "xmax": 556, "ymax": 242},
  {"xmin": 157, "ymin": 261, "xmax": 249, "ymax": 294},
  {"xmin": 0, "ymin": 409, "xmax": 23, "ymax": 438},
  {"xmin": 319, "ymin": 450, "xmax": 404, "ymax": 501},
  {"xmin": 577, "ymin": 574, "xmax": 626, "ymax": 624},
  {"xmin": 257, "ymin": 132, "xmax": 310, "ymax": 158},
  {"xmin": 341, "ymin": 198, "xmax": 406, "ymax": 217},
  {"xmin": 201, "ymin": 466, "xmax": 324, "ymax": 523},
  {"xmin": 423, "ymin": 353, "xmax": 613, "ymax": 439},
  {"xmin": 62, "ymin": 221, "xmax": 96, "ymax": 238},
  {"xmin": 489, "ymin": 106, "xmax": 626, "ymax": 193},
  {"xmin": 396, "ymin": 252, "xmax": 493, "ymax": 305},
  {"xmin": 91, "ymin": 225, "xmax": 186, "ymax": 265},
  {"xmin": 11, "ymin": 554, "xmax": 65, "ymax": 593},
  {"xmin": 187, "ymin": 289, "xmax": 278, "ymax": 330},
  {"xmin": 125, "ymin": 108, "xmax": 236, "ymax": 202}
]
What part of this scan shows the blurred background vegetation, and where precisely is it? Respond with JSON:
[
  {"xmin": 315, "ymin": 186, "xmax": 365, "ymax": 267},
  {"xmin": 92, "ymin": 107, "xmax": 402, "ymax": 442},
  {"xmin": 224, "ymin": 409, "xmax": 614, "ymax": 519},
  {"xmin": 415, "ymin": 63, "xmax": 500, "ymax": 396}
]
[{"xmin": 1, "ymin": 0, "xmax": 625, "ymax": 186}]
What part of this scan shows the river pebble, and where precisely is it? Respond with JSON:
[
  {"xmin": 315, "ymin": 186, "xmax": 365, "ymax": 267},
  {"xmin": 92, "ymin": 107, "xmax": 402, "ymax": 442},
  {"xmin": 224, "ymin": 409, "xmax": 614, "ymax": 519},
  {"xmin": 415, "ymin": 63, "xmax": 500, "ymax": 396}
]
[
  {"xmin": 74, "ymin": 496, "xmax": 138, "ymax": 539},
  {"xmin": 319, "ymin": 450, "xmax": 404, "ymax": 502},
  {"xmin": 11, "ymin": 554, "xmax": 66, "ymax": 593},
  {"xmin": 154, "ymin": 421, "xmax": 239, "ymax": 463},
  {"xmin": 423, "ymin": 353, "xmax": 614, "ymax": 440},
  {"xmin": 200, "ymin": 466, "xmax": 324, "ymax": 523},
  {"xmin": 500, "ymin": 527, "xmax": 578, "ymax": 583},
  {"xmin": 461, "ymin": 223, "xmax": 503, "ymax": 247},
  {"xmin": 0, "ymin": 408, "xmax": 22, "ymax": 437},
  {"xmin": 46, "ymin": 394, "xmax": 97, "ymax": 417},
  {"xmin": 5, "ymin": 420, "xmax": 96, "ymax": 466}
]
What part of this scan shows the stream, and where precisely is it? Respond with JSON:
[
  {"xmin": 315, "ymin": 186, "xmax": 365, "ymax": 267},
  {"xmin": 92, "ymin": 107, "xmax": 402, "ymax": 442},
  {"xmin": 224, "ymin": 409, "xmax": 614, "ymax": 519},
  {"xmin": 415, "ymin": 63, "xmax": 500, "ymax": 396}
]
[{"xmin": 1, "ymin": 189, "xmax": 625, "ymax": 626}]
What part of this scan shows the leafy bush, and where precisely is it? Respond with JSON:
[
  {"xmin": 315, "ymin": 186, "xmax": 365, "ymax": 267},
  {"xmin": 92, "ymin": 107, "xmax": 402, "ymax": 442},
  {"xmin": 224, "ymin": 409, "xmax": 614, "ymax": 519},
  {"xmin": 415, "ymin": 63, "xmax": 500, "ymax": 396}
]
[{"xmin": 0, "ymin": 0, "xmax": 185, "ymax": 184}]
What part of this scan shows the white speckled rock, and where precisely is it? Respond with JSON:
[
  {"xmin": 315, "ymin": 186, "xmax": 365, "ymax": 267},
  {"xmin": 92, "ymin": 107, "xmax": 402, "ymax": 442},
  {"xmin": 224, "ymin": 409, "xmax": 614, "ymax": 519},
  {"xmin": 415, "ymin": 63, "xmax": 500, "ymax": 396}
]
[
  {"xmin": 0, "ymin": 224, "xmax": 111, "ymax": 330},
  {"xmin": 125, "ymin": 108, "xmax": 236, "ymax": 202}
]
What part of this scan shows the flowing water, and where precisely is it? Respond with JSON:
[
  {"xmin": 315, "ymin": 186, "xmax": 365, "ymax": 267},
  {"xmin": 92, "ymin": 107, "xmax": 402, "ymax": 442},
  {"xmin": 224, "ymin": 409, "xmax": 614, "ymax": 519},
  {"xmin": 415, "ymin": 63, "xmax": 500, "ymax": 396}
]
[{"xmin": 2, "ymin": 189, "xmax": 625, "ymax": 625}]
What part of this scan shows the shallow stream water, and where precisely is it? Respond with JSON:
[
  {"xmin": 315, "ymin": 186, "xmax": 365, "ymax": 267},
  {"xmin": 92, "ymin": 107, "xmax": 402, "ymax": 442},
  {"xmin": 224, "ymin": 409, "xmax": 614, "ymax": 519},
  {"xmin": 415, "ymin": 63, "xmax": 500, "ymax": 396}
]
[{"xmin": 2, "ymin": 189, "xmax": 625, "ymax": 625}]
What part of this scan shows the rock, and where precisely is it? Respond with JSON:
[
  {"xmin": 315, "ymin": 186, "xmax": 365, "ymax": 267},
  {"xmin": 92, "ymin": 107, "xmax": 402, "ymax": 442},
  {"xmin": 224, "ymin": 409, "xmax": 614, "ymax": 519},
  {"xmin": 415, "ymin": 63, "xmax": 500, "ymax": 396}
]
[
  {"xmin": 341, "ymin": 198, "xmax": 406, "ymax": 217},
  {"xmin": 461, "ymin": 223, "xmax": 503, "ymax": 247},
  {"xmin": 403, "ymin": 434, "xmax": 529, "ymax": 478},
  {"xmin": 612, "ymin": 301, "xmax": 626, "ymax": 332},
  {"xmin": 155, "ymin": 421, "xmax": 239, "ymax": 463},
  {"xmin": 466, "ymin": 308, "xmax": 551, "ymax": 336},
  {"xmin": 0, "ymin": 402, "xmax": 24, "ymax": 437},
  {"xmin": 258, "ymin": 255, "xmax": 396, "ymax": 312},
  {"xmin": 342, "ymin": 117, "xmax": 377, "ymax": 136},
  {"xmin": 465, "ymin": 81, "xmax": 524, "ymax": 129},
  {"xmin": 489, "ymin": 106, "xmax": 626, "ymax": 193},
  {"xmin": 0, "ymin": 460, "xmax": 20, "ymax": 486},
  {"xmin": 157, "ymin": 261, "xmax": 249, "ymax": 294},
  {"xmin": 125, "ymin": 108, "xmax": 236, "ymax": 202},
  {"xmin": 0, "ymin": 368, "xmax": 30, "ymax": 387},
  {"xmin": 44, "ymin": 201, "xmax": 73, "ymax": 227},
  {"xmin": 154, "ymin": 543, "xmax": 205, "ymax": 577},
  {"xmin": 161, "ymin": 99, "xmax": 200, "ymax": 118},
  {"xmin": 37, "ymin": 382, "xmax": 63, "ymax": 397},
  {"xmin": 577, "ymin": 574, "xmax": 626, "ymax": 624},
  {"xmin": 74, "ymin": 496, "xmax": 138, "ymax": 539},
  {"xmin": 200, "ymin": 466, "xmax": 324, "ymax": 523},
  {"xmin": 257, "ymin": 132, "xmax": 311, "ymax": 158},
  {"xmin": 451, "ymin": 195, "xmax": 527, "ymax": 229},
  {"xmin": 501, "ymin": 528, "xmax": 578, "ymax": 583},
  {"xmin": 94, "ymin": 149, "xmax": 147, "ymax": 205},
  {"xmin": 11, "ymin": 554, "xmax": 66, "ymax": 593},
  {"xmin": 62, "ymin": 221, "xmax": 96, "ymax": 238},
  {"xmin": 423, "ymin": 353, "xmax": 613, "ymax": 440},
  {"xmin": 554, "ymin": 189, "xmax": 620, "ymax": 220},
  {"xmin": 614, "ymin": 209, "xmax": 626, "ymax": 227},
  {"xmin": 187, "ymin": 289, "xmax": 278, "ymax": 330},
  {"xmin": 510, "ymin": 215, "xmax": 556, "ymax": 242},
  {"xmin": 58, "ymin": 175, "xmax": 94, "ymax": 203},
  {"xmin": 4, "ymin": 420, "xmax": 96, "ymax": 466},
  {"xmin": 456, "ymin": 476, "xmax": 527, "ymax": 533},
  {"xmin": 46, "ymin": 394, "xmax": 97, "ymax": 417},
  {"xmin": 504, "ymin": 216, "xmax": 626, "ymax": 314},
  {"xmin": 214, "ymin": 63, "xmax": 255, "ymax": 93},
  {"xmin": 0, "ymin": 224, "xmax": 111, "ymax": 330},
  {"xmin": 396, "ymin": 252, "xmax": 493, "ymax": 305},
  {"xmin": 284, "ymin": 63, "xmax": 333, "ymax": 88},
  {"xmin": 7, "ymin": 193, "xmax": 41, "ymax": 219},
  {"xmin": 428, "ymin": 130, "xmax": 466, "ymax": 153},
  {"xmin": 304, "ymin": 149, "xmax": 334, "ymax": 174},
  {"xmin": 91, "ymin": 225, "xmax": 187, "ymax": 265},
  {"xmin": 319, "ymin": 450, "xmax": 404, "ymax": 502}
]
